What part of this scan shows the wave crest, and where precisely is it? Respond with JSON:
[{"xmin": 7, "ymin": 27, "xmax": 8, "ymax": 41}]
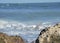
[
  {"xmin": 0, "ymin": 20, "xmax": 54, "ymax": 42},
  {"xmin": 0, "ymin": 20, "xmax": 53, "ymax": 30}
]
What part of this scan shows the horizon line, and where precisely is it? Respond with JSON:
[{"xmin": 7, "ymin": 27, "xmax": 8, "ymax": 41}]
[{"xmin": 0, "ymin": 2, "xmax": 60, "ymax": 3}]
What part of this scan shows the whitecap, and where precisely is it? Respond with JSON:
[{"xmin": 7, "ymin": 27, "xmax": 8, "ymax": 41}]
[{"xmin": 0, "ymin": 20, "xmax": 55, "ymax": 43}]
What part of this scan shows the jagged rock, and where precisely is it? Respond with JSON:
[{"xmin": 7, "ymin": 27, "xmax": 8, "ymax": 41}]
[
  {"xmin": 35, "ymin": 23, "xmax": 60, "ymax": 43},
  {"xmin": 0, "ymin": 33, "xmax": 25, "ymax": 43}
]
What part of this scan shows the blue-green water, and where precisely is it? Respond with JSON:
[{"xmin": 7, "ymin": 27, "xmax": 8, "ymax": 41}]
[{"xmin": 0, "ymin": 3, "xmax": 60, "ymax": 43}]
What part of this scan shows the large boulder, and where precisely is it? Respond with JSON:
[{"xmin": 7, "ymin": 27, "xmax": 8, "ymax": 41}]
[
  {"xmin": 35, "ymin": 23, "xmax": 60, "ymax": 43},
  {"xmin": 0, "ymin": 33, "xmax": 25, "ymax": 43}
]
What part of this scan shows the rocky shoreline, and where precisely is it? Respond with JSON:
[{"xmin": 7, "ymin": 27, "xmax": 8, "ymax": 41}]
[
  {"xmin": 0, "ymin": 23, "xmax": 60, "ymax": 43},
  {"xmin": 36, "ymin": 23, "xmax": 60, "ymax": 43},
  {"xmin": 0, "ymin": 32, "xmax": 25, "ymax": 43}
]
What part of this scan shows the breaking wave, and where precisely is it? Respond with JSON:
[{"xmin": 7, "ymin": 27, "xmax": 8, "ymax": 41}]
[
  {"xmin": 0, "ymin": 20, "xmax": 53, "ymax": 30},
  {"xmin": 0, "ymin": 20, "xmax": 55, "ymax": 43}
]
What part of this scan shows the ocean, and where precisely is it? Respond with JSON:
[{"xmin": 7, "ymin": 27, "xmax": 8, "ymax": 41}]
[{"xmin": 0, "ymin": 2, "xmax": 60, "ymax": 43}]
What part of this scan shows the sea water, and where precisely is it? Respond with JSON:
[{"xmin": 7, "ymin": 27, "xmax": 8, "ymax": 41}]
[{"xmin": 0, "ymin": 3, "xmax": 60, "ymax": 43}]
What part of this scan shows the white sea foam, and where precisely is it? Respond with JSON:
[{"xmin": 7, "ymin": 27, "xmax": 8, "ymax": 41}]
[
  {"xmin": 0, "ymin": 20, "xmax": 53, "ymax": 35},
  {"xmin": 0, "ymin": 21, "xmax": 52, "ymax": 31},
  {"xmin": 0, "ymin": 20, "xmax": 53, "ymax": 43}
]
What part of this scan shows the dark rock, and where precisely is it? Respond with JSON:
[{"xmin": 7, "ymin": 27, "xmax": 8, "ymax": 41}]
[{"xmin": 35, "ymin": 38, "xmax": 39, "ymax": 43}]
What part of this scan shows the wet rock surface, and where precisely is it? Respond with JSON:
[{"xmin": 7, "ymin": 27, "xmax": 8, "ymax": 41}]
[
  {"xmin": 36, "ymin": 23, "xmax": 60, "ymax": 43},
  {"xmin": 0, "ymin": 33, "xmax": 25, "ymax": 43}
]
